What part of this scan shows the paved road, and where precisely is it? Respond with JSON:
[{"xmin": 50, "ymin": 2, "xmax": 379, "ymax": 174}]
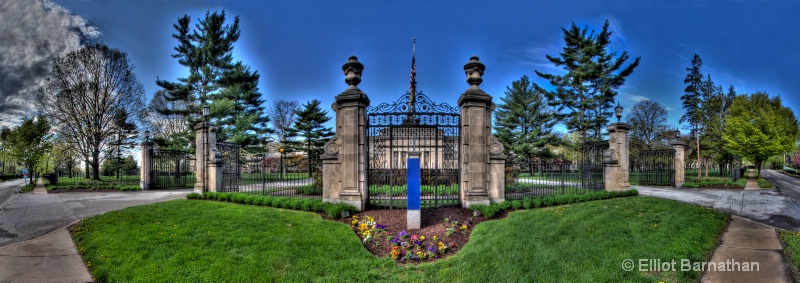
[
  {"xmin": 761, "ymin": 169, "xmax": 800, "ymax": 202},
  {"xmin": 0, "ymin": 189, "xmax": 191, "ymax": 247},
  {"xmin": 636, "ymin": 186, "xmax": 800, "ymax": 231},
  {"xmin": 0, "ymin": 179, "xmax": 26, "ymax": 209}
]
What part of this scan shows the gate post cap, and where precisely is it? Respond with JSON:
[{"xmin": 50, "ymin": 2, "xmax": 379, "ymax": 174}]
[
  {"xmin": 342, "ymin": 55, "xmax": 364, "ymax": 89},
  {"xmin": 464, "ymin": 55, "xmax": 485, "ymax": 89}
]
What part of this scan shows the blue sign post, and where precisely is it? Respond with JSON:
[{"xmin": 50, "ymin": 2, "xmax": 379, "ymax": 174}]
[{"xmin": 407, "ymin": 152, "xmax": 421, "ymax": 229}]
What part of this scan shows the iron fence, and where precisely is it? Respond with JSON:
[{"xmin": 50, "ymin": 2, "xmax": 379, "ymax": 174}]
[
  {"xmin": 149, "ymin": 149, "xmax": 194, "ymax": 190},
  {"xmin": 630, "ymin": 149, "xmax": 675, "ymax": 186},
  {"xmin": 505, "ymin": 142, "xmax": 607, "ymax": 200},
  {"xmin": 237, "ymin": 153, "xmax": 322, "ymax": 199}
]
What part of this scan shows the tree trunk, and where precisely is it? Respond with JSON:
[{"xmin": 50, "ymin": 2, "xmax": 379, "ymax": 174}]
[
  {"xmin": 704, "ymin": 157, "xmax": 709, "ymax": 177},
  {"xmin": 696, "ymin": 129, "xmax": 701, "ymax": 178}
]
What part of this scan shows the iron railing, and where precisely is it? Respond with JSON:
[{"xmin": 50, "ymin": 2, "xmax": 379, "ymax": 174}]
[
  {"xmin": 149, "ymin": 149, "xmax": 194, "ymax": 190},
  {"xmin": 237, "ymin": 153, "xmax": 322, "ymax": 199}
]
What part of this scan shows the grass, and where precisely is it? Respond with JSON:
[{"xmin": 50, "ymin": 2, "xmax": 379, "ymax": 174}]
[
  {"xmin": 781, "ymin": 231, "xmax": 800, "ymax": 281},
  {"xmin": 756, "ymin": 177, "xmax": 773, "ymax": 188},
  {"xmin": 72, "ymin": 196, "xmax": 728, "ymax": 282},
  {"xmin": 19, "ymin": 178, "xmax": 38, "ymax": 192}
]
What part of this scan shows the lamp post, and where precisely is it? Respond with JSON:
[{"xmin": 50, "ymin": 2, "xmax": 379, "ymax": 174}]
[
  {"xmin": 279, "ymin": 147, "xmax": 284, "ymax": 180},
  {"xmin": 202, "ymin": 105, "xmax": 209, "ymax": 192},
  {"xmin": 614, "ymin": 102, "xmax": 623, "ymax": 123}
]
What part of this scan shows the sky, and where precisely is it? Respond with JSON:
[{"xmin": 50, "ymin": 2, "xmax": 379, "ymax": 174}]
[{"xmin": 2, "ymin": 0, "xmax": 799, "ymax": 135}]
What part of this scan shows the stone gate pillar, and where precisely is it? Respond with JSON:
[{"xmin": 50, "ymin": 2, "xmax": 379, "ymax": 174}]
[
  {"xmin": 458, "ymin": 56, "xmax": 506, "ymax": 208},
  {"xmin": 140, "ymin": 140, "xmax": 153, "ymax": 190},
  {"xmin": 604, "ymin": 123, "xmax": 631, "ymax": 191},
  {"xmin": 671, "ymin": 141, "xmax": 685, "ymax": 187},
  {"xmin": 322, "ymin": 56, "xmax": 370, "ymax": 211},
  {"xmin": 193, "ymin": 122, "xmax": 223, "ymax": 194}
]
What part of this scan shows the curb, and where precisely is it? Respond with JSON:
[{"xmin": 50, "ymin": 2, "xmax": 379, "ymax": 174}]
[{"xmin": 0, "ymin": 219, "xmax": 83, "ymax": 251}]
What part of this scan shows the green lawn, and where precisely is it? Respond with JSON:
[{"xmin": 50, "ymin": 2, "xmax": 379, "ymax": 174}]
[
  {"xmin": 756, "ymin": 177, "xmax": 773, "ymax": 188},
  {"xmin": 781, "ymin": 231, "xmax": 800, "ymax": 281},
  {"xmin": 72, "ymin": 196, "xmax": 729, "ymax": 282}
]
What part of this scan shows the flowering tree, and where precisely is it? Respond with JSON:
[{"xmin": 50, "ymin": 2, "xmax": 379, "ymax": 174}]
[{"xmin": 791, "ymin": 152, "xmax": 800, "ymax": 168}]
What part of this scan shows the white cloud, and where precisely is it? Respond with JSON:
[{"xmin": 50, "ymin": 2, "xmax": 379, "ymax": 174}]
[{"xmin": 0, "ymin": 0, "xmax": 100, "ymax": 126}]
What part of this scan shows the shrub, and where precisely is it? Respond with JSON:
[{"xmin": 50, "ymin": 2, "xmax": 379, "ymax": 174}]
[
  {"xmin": 188, "ymin": 192, "xmax": 356, "ymax": 219},
  {"xmin": 522, "ymin": 197, "xmax": 532, "ymax": 209},
  {"xmin": 472, "ymin": 190, "xmax": 639, "ymax": 219}
]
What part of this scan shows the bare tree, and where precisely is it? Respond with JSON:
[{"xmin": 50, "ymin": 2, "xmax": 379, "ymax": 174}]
[
  {"xmin": 142, "ymin": 89, "xmax": 190, "ymax": 149},
  {"xmin": 37, "ymin": 44, "xmax": 145, "ymax": 180},
  {"xmin": 268, "ymin": 99, "xmax": 299, "ymax": 149},
  {"xmin": 626, "ymin": 100, "xmax": 669, "ymax": 149}
]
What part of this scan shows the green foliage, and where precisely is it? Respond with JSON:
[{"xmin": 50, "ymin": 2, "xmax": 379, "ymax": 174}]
[
  {"xmin": 155, "ymin": 10, "xmax": 271, "ymax": 151},
  {"xmin": 471, "ymin": 189, "xmax": 639, "ymax": 218},
  {"xmin": 534, "ymin": 20, "xmax": 640, "ymax": 141},
  {"xmin": 723, "ymin": 92, "xmax": 800, "ymax": 177},
  {"xmin": 190, "ymin": 192, "xmax": 356, "ymax": 219},
  {"xmin": 757, "ymin": 178, "xmax": 773, "ymax": 188},
  {"xmin": 494, "ymin": 75, "xmax": 557, "ymax": 159},
  {"xmin": 680, "ymin": 54, "xmax": 704, "ymax": 130},
  {"xmin": 781, "ymin": 231, "xmax": 800, "ymax": 280},
  {"xmin": 288, "ymin": 99, "xmax": 334, "ymax": 157},
  {"xmin": 48, "ymin": 184, "xmax": 140, "ymax": 191},
  {"xmin": 0, "ymin": 116, "xmax": 51, "ymax": 184}
]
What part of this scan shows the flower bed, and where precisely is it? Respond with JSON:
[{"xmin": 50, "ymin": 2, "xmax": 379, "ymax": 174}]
[{"xmin": 343, "ymin": 207, "xmax": 488, "ymax": 263}]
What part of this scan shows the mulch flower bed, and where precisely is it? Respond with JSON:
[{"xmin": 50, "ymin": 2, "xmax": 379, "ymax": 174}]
[{"xmin": 335, "ymin": 207, "xmax": 497, "ymax": 264}]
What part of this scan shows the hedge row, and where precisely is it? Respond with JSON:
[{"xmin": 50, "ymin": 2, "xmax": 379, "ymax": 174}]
[
  {"xmin": 47, "ymin": 184, "xmax": 140, "ymax": 191},
  {"xmin": 187, "ymin": 192, "xmax": 357, "ymax": 219},
  {"xmin": 470, "ymin": 189, "xmax": 639, "ymax": 218}
]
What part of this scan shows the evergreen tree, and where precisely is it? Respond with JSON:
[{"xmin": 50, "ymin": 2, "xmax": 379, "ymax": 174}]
[
  {"xmin": 155, "ymin": 10, "xmax": 271, "ymax": 150},
  {"xmin": 216, "ymin": 62, "xmax": 273, "ymax": 152},
  {"xmin": 494, "ymin": 75, "xmax": 557, "ymax": 161},
  {"xmin": 680, "ymin": 54, "xmax": 704, "ymax": 177},
  {"xmin": 534, "ymin": 20, "xmax": 640, "ymax": 142},
  {"xmin": 289, "ymin": 99, "xmax": 334, "ymax": 159}
]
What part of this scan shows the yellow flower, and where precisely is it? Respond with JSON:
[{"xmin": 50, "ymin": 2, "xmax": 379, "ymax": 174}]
[{"xmin": 420, "ymin": 235, "xmax": 425, "ymax": 241}]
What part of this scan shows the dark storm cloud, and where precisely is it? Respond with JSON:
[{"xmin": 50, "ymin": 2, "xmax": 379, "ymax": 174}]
[{"xmin": 0, "ymin": 0, "xmax": 100, "ymax": 127}]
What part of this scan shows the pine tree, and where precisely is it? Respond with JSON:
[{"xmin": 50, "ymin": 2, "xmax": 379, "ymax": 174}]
[
  {"xmin": 289, "ymin": 99, "xmax": 334, "ymax": 159},
  {"xmin": 216, "ymin": 62, "xmax": 273, "ymax": 151},
  {"xmin": 494, "ymin": 75, "xmax": 557, "ymax": 161},
  {"xmin": 534, "ymin": 20, "xmax": 640, "ymax": 142},
  {"xmin": 155, "ymin": 10, "xmax": 271, "ymax": 150},
  {"xmin": 680, "ymin": 54, "xmax": 704, "ymax": 177}
]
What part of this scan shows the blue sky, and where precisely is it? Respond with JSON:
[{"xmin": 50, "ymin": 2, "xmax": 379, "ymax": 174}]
[{"xmin": 11, "ymin": 0, "xmax": 800, "ymax": 133}]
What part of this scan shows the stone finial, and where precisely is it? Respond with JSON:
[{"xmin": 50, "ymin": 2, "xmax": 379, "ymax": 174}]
[
  {"xmin": 342, "ymin": 55, "xmax": 364, "ymax": 89},
  {"xmin": 463, "ymin": 55, "xmax": 485, "ymax": 89}
]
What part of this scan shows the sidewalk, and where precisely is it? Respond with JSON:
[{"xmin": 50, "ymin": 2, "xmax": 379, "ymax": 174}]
[
  {"xmin": 31, "ymin": 179, "xmax": 47, "ymax": 195},
  {"xmin": 0, "ymin": 225, "xmax": 91, "ymax": 283},
  {"xmin": 0, "ymin": 188, "xmax": 190, "ymax": 283},
  {"xmin": 701, "ymin": 216, "xmax": 793, "ymax": 283}
]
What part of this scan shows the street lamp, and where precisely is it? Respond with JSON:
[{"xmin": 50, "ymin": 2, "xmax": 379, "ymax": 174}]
[
  {"xmin": 202, "ymin": 104, "xmax": 209, "ymax": 192},
  {"xmin": 144, "ymin": 130, "xmax": 150, "ymax": 143},
  {"xmin": 279, "ymin": 147, "xmax": 284, "ymax": 180},
  {"xmin": 614, "ymin": 102, "xmax": 623, "ymax": 122},
  {"xmin": 673, "ymin": 128, "xmax": 681, "ymax": 141}
]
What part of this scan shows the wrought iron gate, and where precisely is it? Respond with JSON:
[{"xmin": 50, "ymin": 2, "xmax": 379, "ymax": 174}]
[
  {"xmin": 149, "ymin": 149, "xmax": 194, "ymax": 190},
  {"xmin": 217, "ymin": 142, "xmax": 241, "ymax": 192},
  {"xmin": 366, "ymin": 92, "xmax": 460, "ymax": 209},
  {"xmin": 579, "ymin": 141, "xmax": 607, "ymax": 190},
  {"xmin": 630, "ymin": 149, "xmax": 675, "ymax": 186}
]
